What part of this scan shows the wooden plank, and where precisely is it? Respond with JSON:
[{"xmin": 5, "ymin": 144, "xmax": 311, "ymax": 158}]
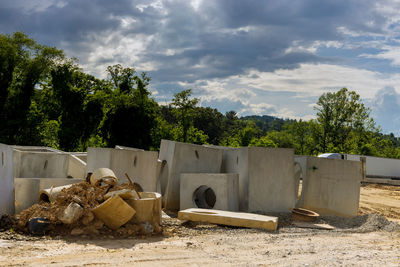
[
  {"xmin": 292, "ymin": 221, "xmax": 335, "ymax": 230},
  {"xmin": 178, "ymin": 208, "xmax": 278, "ymax": 231}
]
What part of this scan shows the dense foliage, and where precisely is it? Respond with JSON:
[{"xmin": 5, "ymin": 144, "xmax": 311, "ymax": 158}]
[{"xmin": 1, "ymin": 32, "xmax": 399, "ymax": 157}]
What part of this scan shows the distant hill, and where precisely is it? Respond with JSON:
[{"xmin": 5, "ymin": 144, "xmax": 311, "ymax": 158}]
[{"xmin": 240, "ymin": 115, "xmax": 295, "ymax": 133}]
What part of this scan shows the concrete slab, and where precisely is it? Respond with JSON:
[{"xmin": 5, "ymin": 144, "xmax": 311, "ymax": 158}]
[
  {"xmin": 296, "ymin": 156, "xmax": 362, "ymax": 217},
  {"xmin": 68, "ymin": 155, "xmax": 86, "ymax": 179},
  {"xmin": 248, "ymin": 147, "xmax": 297, "ymax": 213},
  {"xmin": 14, "ymin": 178, "xmax": 82, "ymax": 213},
  {"xmin": 180, "ymin": 173, "xmax": 239, "ymax": 211},
  {"xmin": 0, "ymin": 144, "xmax": 14, "ymax": 215},
  {"xmin": 221, "ymin": 147, "xmax": 297, "ymax": 212},
  {"xmin": 178, "ymin": 208, "xmax": 278, "ymax": 231},
  {"xmin": 159, "ymin": 140, "xmax": 223, "ymax": 210},
  {"xmin": 86, "ymin": 147, "xmax": 159, "ymax": 192}
]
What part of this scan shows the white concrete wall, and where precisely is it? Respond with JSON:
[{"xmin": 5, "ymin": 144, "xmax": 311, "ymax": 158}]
[
  {"xmin": 298, "ymin": 156, "xmax": 361, "ymax": 217},
  {"xmin": 13, "ymin": 151, "xmax": 69, "ymax": 178},
  {"xmin": 159, "ymin": 140, "xmax": 223, "ymax": 210},
  {"xmin": 248, "ymin": 147, "xmax": 297, "ymax": 213},
  {"xmin": 220, "ymin": 147, "xmax": 249, "ymax": 211},
  {"xmin": 0, "ymin": 144, "xmax": 15, "ymax": 214},
  {"xmin": 86, "ymin": 147, "xmax": 159, "ymax": 192},
  {"xmin": 346, "ymin": 154, "xmax": 400, "ymax": 179}
]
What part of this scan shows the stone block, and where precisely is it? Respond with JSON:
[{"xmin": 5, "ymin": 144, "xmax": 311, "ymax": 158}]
[
  {"xmin": 180, "ymin": 173, "xmax": 239, "ymax": 211},
  {"xmin": 86, "ymin": 147, "xmax": 159, "ymax": 192},
  {"xmin": 159, "ymin": 140, "xmax": 223, "ymax": 210},
  {"xmin": 296, "ymin": 156, "xmax": 361, "ymax": 217}
]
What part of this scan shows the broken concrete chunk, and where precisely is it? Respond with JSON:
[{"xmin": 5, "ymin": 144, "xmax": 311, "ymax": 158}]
[
  {"xmin": 70, "ymin": 228, "xmax": 84, "ymax": 236},
  {"xmin": 92, "ymin": 195, "xmax": 136, "ymax": 230},
  {"xmin": 104, "ymin": 189, "xmax": 139, "ymax": 200},
  {"xmin": 59, "ymin": 202, "xmax": 84, "ymax": 224},
  {"xmin": 178, "ymin": 208, "xmax": 278, "ymax": 231}
]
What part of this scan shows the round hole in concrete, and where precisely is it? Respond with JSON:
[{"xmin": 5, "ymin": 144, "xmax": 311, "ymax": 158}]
[{"xmin": 192, "ymin": 185, "xmax": 216, "ymax": 209}]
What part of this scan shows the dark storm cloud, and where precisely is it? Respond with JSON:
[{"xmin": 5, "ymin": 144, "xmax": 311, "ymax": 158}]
[{"xmin": 0, "ymin": 0, "xmax": 391, "ymax": 81}]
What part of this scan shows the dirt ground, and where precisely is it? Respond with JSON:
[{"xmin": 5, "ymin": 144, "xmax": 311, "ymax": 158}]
[{"xmin": 0, "ymin": 183, "xmax": 399, "ymax": 266}]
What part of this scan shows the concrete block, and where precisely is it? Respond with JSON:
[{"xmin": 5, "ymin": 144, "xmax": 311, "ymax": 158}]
[
  {"xmin": 14, "ymin": 178, "xmax": 82, "ymax": 213},
  {"xmin": 0, "ymin": 143, "xmax": 14, "ymax": 215},
  {"xmin": 86, "ymin": 147, "xmax": 159, "ymax": 192},
  {"xmin": 180, "ymin": 173, "xmax": 239, "ymax": 211},
  {"xmin": 248, "ymin": 147, "xmax": 297, "ymax": 213},
  {"xmin": 296, "ymin": 156, "xmax": 361, "ymax": 217},
  {"xmin": 178, "ymin": 208, "xmax": 278, "ymax": 231},
  {"xmin": 221, "ymin": 146, "xmax": 297, "ymax": 212},
  {"xmin": 159, "ymin": 140, "xmax": 223, "ymax": 210}
]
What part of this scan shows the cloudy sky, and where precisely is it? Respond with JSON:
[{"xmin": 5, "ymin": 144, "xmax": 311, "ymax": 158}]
[{"xmin": 2, "ymin": 0, "xmax": 400, "ymax": 134}]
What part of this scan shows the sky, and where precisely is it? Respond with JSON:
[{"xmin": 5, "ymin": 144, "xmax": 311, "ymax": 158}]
[{"xmin": 2, "ymin": 0, "xmax": 400, "ymax": 134}]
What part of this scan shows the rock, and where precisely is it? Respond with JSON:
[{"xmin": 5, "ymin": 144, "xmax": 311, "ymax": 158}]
[
  {"xmin": 59, "ymin": 203, "xmax": 84, "ymax": 224},
  {"xmin": 81, "ymin": 211, "xmax": 95, "ymax": 226},
  {"xmin": 92, "ymin": 219, "xmax": 104, "ymax": 230},
  {"xmin": 71, "ymin": 228, "xmax": 84, "ymax": 236},
  {"xmin": 141, "ymin": 222, "xmax": 154, "ymax": 234}
]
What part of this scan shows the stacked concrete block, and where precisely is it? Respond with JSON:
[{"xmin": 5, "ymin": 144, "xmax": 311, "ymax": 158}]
[
  {"xmin": 295, "ymin": 156, "xmax": 362, "ymax": 217},
  {"xmin": 221, "ymin": 147, "xmax": 297, "ymax": 213},
  {"xmin": 159, "ymin": 140, "xmax": 223, "ymax": 210},
  {"xmin": 0, "ymin": 144, "xmax": 15, "ymax": 215},
  {"xmin": 180, "ymin": 173, "xmax": 239, "ymax": 211},
  {"xmin": 86, "ymin": 147, "xmax": 159, "ymax": 192}
]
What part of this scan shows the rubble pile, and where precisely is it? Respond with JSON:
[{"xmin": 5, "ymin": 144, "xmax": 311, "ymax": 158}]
[{"xmin": 14, "ymin": 169, "xmax": 162, "ymax": 237}]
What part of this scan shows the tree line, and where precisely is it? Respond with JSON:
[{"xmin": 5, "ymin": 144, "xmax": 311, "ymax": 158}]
[{"xmin": 1, "ymin": 32, "xmax": 399, "ymax": 157}]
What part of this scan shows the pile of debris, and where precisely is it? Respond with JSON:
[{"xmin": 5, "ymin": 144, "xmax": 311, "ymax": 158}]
[{"xmin": 14, "ymin": 168, "xmax": 162, "ymax": 237}]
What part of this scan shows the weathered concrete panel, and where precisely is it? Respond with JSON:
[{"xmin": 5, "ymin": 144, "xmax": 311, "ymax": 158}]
[
  {"xmin": 298, "ymin": 156, "xmax": 361, "ymax": 217},
  {"xmin": 86, "ymin": 147, "xmax": 159, "ymax": 192},
  {"xmin": 180, "ymin": 173, "xmax": 239, "ymax": 211},
  {"xmin": 68, "ymin": 155, "xmax": 86, "ymax": 179},
  {"xmin": 248, "ymin": 147, "xmax": 296, "ymax": 213},
  {"xmin": 0, "ymin": 144, "xmax": 14, "ymax": 214},
  {"xmin": 159, "ymin": 140, "xmax": 223, "ymax": 210},
  {"xmin": 13, "ymin": 151, "xmax": 69, "ymax": 178}
]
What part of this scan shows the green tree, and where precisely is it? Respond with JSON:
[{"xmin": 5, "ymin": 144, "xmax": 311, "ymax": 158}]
[
  {"xmin": 314, "ymin": 88, "xmax": 377, "ymax": 153},
  {"xmin": 171, "ymin": 89, "xmax": 199, "ymax": 143}
]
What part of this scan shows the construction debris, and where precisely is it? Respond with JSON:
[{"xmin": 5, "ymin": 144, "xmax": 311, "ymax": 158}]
[{"xmin": 14, "ymin": 168, "xmax": 162, "ymax": 237}]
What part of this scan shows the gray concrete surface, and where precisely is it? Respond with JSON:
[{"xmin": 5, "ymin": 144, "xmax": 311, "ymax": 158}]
[
  {"xmin": 86, "ymin": 147, "xmax": 159, "ymax": 192},
  {"xmin": 0, "ymin": 144, "xmax": 15, "ymax": 214},
  {"xmin": 159, "ymin": 140, "xmax": 222, "ymax": 210},
  {"xmin": 247, "ymin": 147, "xmax": 297, "ymax": 213},
  {"xmin": 296, "ymin": 156, "xmax": 362, "ymax": 217},
  {"xmin": 180, "ymin": 173, "xmax": 239, "ymax": 211}
]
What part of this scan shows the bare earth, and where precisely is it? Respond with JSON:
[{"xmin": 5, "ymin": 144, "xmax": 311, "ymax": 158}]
[{"xmin": 0, "ymin": 184, "xmax": 399, "ymax": 267}]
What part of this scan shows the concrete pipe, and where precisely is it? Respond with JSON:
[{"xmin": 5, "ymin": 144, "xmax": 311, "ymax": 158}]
[
  {"xmin": 90, "ymin": 168, "xmax": 118, "ymax": 187},
  {"xmin": 39, "ymin": 184, "xmax": 73, "ymax": 203}
]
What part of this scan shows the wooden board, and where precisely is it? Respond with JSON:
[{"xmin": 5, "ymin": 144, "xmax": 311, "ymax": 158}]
[
  {"xmin": 178, "ymin": 208, "xmax": 278, "ymax": 231},
  {"xmin": 292, "ymin": 221, "xmax": 335, "ymax": 230}
]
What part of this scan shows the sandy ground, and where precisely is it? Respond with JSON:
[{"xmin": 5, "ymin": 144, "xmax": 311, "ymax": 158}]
[{"xmin": 0, "ymin": 183, "xmax": 399, "ymax": 266}]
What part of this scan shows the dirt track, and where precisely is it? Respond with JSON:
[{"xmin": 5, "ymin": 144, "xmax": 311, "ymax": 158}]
[{"xmin": 0, "ymin": 184, "xmax": 399, "ymax": 266}]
